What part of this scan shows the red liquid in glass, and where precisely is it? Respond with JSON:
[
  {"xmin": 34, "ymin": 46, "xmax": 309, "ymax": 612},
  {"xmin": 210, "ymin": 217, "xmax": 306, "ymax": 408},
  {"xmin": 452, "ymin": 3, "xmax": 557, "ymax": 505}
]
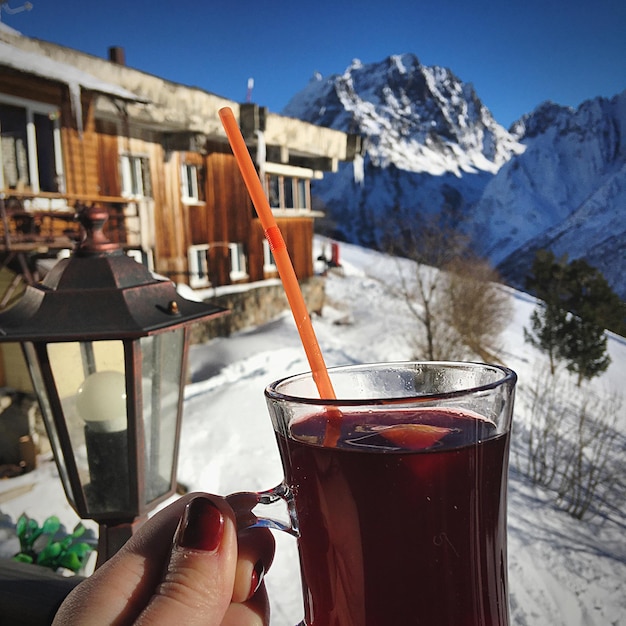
[{"xmin": 278, "ymin": 408, "xmax": 510, "ymax": 626}]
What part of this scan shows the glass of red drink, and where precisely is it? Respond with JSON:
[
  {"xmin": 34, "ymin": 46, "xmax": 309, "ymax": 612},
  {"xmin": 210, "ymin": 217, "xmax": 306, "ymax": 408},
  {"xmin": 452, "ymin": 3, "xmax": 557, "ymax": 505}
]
[{"xmin": 235, "ymin": 361, "xmax": 516, "ymax": 626}]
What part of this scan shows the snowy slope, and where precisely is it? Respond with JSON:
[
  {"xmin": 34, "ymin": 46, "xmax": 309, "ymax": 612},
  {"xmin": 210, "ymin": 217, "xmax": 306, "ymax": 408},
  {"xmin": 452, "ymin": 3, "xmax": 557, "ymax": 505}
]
[{"xmin": 0, "ymin": 239, "xmax": 624, "ymax": 625}]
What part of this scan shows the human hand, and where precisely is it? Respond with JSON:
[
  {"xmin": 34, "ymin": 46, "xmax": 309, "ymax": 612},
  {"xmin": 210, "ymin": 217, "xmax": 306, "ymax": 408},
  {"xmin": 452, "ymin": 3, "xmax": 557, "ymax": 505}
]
[{"xmin": 53, "ymin": 493, "xmax": 275, "ymax": 625}]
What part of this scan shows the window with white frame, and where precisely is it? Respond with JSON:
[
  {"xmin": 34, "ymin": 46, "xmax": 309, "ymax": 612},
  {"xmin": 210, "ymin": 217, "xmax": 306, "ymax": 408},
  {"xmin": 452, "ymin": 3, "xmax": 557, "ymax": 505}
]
[
  {"xmin": 265, "ymin": 174, "xmax": 310, "ymax": 211},
  {"xmin": 267, "ymin": 174, "xmax": 280, "ymax": 208},
  {"xmin": 263, "ymin": 238, "xmax": 276, "ymax": 273},
  {"xmin": 188, "ymin": 244, "xmax": 210, "ymax": 288},
  {"xmin": 296, "ymin": 178, "xmax": 308, "ymax": 208},
  {"xmin": 284, "ymin": 176, "xmax": 294, "ymax": 208},
  {"xmin": 229, "ymin": 242, "xmax": 247, "ymax": 280},
  {"xmin": 120, "ymin": 155, "xmax": 152, "ymax": 198},
  {"xmin": 181, "ymin": 163, "xmax": 200, "ymax": 203},
  {"xmin": 0, "ymin": 96, "xmax": 65, "ymax": 193}
]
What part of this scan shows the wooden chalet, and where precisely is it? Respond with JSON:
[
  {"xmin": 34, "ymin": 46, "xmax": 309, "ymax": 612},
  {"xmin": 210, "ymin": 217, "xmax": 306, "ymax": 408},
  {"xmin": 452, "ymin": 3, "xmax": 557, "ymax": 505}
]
[{"xmin": 0, "ymin": 27, "xmax": 360, "ymax": 306}]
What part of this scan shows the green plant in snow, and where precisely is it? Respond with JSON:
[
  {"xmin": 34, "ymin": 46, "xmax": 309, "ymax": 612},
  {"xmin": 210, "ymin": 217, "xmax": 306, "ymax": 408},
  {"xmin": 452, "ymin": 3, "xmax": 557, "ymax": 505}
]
[{"xmin": 12, "ymin": 514, "xmax": 93, "ymax": 573}]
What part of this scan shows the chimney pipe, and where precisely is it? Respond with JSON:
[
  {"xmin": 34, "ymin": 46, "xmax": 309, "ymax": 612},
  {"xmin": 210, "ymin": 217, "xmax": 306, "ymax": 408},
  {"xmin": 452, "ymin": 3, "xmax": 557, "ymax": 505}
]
[{"xmin": 108, "ymin": 46, "xmax": 126, "ymax": 65}]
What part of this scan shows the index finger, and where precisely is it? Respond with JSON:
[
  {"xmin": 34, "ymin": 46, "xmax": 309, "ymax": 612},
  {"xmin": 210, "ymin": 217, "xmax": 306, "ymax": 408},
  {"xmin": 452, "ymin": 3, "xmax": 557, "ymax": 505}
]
[{"xmin": 54, "ymin": 493, "xmax": 238, "ymax": 625}]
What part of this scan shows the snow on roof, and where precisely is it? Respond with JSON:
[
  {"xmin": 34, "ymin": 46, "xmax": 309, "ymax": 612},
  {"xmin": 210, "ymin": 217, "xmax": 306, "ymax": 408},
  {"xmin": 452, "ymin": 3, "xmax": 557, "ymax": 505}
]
[
  {"xmin": 0, "ymin": 40, "xmax": 143, "ymax": 102},
  {"xmin": 0, "ymin": 21, "xmax": 20, "ymax": 37}
]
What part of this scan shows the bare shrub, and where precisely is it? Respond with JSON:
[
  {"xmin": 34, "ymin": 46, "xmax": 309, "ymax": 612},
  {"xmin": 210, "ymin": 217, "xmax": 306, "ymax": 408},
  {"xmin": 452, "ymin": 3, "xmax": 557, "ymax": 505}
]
[
  {"xmin": 392, "ymin": 259, "xmax": 468, "ymax": 361},
  {"xmin": 556, "ymin": 390, "xmax": 622, "ymax": 519},
  {"xmin": 519, "ymin": 364, "xmax": 623, "ymax": 520},
  {"xmin": 377, "ymin": 208, "xmax": 511, "ymax": 361},
  {"xmin": 521, "ymin": 366, "xmax": 570, "ymax": 486},
  {"xmin": 378, "ymin": 209, "xmax": 468, "ymax": 360},
  {"xmin": 388, "ymin": 255, "xmax": 512, "ymax": 361},
  {"xmin": 444, "ymin": 257, "xmax": 512, "ymax": 363}
]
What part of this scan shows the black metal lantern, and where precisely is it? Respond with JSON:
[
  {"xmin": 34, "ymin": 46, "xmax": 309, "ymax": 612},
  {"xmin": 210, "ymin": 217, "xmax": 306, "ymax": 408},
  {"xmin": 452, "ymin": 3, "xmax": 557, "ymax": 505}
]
[{"xmin": 0, "ymin": 206, "xmax": 227, "ymax": 566}]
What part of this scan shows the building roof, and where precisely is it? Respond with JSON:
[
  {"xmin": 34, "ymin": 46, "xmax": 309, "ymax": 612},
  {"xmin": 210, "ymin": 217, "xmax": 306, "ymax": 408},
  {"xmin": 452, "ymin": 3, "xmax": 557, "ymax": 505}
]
[
  {"xmin": 0, "ymin": 30, "xmax": 358, "ymax": 166},
  {"xmin": 0, "ymin": 39, "xmax": 144, "ymax": 102}
]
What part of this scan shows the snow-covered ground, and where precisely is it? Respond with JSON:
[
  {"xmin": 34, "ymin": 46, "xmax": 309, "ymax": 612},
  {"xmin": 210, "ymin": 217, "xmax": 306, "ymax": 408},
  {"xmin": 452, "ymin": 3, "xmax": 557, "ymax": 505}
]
[{"xmin": 1, "ymin": 239, "xmax": 624, "ymax": 625}]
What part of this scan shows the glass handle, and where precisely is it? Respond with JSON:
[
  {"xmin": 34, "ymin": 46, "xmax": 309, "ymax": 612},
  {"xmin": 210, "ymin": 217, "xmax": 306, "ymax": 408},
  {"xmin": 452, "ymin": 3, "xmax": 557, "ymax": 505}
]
[
  {"xmin": 227, "ymin": 484, "xmax": 305, "ymax": 625},
  {"xmin": 227, "ymin": 481, "xmax": 299, "ymax": 537}
]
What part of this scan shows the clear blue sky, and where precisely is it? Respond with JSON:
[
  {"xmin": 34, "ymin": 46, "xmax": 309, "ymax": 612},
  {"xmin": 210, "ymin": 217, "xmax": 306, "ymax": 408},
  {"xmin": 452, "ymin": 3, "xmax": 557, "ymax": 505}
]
[{"xmin": 2, "ymin": 0, "xmax": 625, "ymax": 128}]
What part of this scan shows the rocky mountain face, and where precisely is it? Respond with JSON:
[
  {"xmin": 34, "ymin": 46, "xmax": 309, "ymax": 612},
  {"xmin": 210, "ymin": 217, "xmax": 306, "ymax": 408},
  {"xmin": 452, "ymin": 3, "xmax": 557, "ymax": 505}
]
[
  {"xmin": 282, "ymin": 54, "xmax": 626, "ymax": 300},
  {"xmin": 477, "ymin": 97, "xmax": 626, "ymax": 298},
  {"xmin": 284, "ymin": 53, "xmax": 523, "ymax": 175}
]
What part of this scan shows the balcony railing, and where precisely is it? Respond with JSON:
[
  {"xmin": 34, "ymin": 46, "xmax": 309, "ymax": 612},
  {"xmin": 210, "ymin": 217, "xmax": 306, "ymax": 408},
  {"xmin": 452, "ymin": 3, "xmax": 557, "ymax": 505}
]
[
  {"xmin": 0, "ymin": 190, "xmax": 141, "ymax": 308},
  {"xmin": 0, "ymin": 190, "xmax": 136, "ymax": 248}
]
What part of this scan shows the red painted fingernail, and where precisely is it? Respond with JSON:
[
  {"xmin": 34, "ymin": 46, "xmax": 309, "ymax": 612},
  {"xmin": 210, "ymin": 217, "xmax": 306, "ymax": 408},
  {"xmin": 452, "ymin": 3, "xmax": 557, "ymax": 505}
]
[
  {"xmin": 248, "ymin": 560, "xmax": 265, "ymax": 599},
  {"xmin": 177, "ymin": 497, "xmax": 224, "ymax": 552}
]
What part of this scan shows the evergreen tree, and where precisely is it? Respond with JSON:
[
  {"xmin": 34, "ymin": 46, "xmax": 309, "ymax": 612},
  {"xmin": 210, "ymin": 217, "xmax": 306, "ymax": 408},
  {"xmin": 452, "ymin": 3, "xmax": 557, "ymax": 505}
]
[
  {"xmin": 524, "ymin": 250, "xmax": 570, "ymax": 374},
  {"xmin": 523, "ymin": 302, "xmax": 568, "ymax": 375},
  {"xmin": 564, "ymin": 258, "xmax": 626, "ymax": 337},
  {"xmin": 524, "ymin": 250, "xmax": 616, "ymax": 383},
  {"xmin": 560, "ymin": 314, "xmax": 610, "ymax": 385}
]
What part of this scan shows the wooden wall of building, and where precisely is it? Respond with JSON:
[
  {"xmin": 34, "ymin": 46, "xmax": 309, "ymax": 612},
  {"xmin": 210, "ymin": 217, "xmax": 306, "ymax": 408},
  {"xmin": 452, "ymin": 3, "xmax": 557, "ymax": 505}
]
[
  {"xmin": 247, "ymin": 217, "xmax": 313, "ymax": 282},
  {"xmin": 61, "ymin": 94, "xmax": 100, "ymax": 197},
  {"xmin": 96, "ymin": 124, "xmax": 121, "ymax": 196},
  {"xmin": 277, "ymin": 216, "xmax": 314, "ymax": 279},
  {"xmin": 204, "ymin": 150, "xmax": 253, "ymax": 243},
  {"xmin": 0, "ymin": 69, "xmax": 65, "ymax": 116},
  {"xmin": 184, "ymin": 149, "xmax": 254, "ymax": 285},
  {"xmin": 248, "ymin": 219, "xmax": 269, "ymax": 283},
  {"xmin": 1, "ymin": 72, "xmax": 318, "ymax": 289}
]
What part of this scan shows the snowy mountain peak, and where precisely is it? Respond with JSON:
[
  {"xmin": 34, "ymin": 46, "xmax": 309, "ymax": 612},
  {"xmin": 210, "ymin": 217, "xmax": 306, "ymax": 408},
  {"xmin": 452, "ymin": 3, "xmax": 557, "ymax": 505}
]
[
  {"xmin": 283, "ymin": 54, "xmax": 524, "ymax": 176},
  {"xmin": 479, "ymin": 89, "xmax": 626, "ymax": 298},
  {"xmin": 509, "ymin": 101, "xmax": 575, "ymax": 139}
]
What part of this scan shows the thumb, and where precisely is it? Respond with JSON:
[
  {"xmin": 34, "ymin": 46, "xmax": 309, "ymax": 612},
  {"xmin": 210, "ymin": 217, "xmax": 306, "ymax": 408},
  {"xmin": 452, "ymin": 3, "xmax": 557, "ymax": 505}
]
[{"xmin": 135, "ymin": 495, "xmax": 238, "ymax": 625}]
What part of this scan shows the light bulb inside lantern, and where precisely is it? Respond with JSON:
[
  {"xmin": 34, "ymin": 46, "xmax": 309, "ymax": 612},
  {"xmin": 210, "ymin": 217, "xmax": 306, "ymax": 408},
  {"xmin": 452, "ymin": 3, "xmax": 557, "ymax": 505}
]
[{"xmin": 76, "ymin": 370, "xmax": 127, "ymax": 433}]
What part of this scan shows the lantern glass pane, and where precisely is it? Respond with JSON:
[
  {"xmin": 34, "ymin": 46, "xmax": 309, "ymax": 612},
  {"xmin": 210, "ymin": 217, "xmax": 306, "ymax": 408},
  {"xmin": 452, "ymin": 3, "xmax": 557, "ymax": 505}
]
[
  {"xmin": 47, "ymin": 340, "xmax": 131, "ymax": 515},
  {"xmin": 22, "ymin": 342, "xmax": 76, "ymax": 511},
  {"xmin": 140, "ymin": 329, "xmax": 184, "ymax": 504}
]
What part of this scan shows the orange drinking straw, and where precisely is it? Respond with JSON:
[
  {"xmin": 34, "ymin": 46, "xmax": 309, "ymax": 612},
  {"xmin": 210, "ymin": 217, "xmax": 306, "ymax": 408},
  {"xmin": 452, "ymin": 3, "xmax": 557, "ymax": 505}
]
[{"xmin": 219, "ymin": 107, "xmax": 339, "ymax": 441}]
